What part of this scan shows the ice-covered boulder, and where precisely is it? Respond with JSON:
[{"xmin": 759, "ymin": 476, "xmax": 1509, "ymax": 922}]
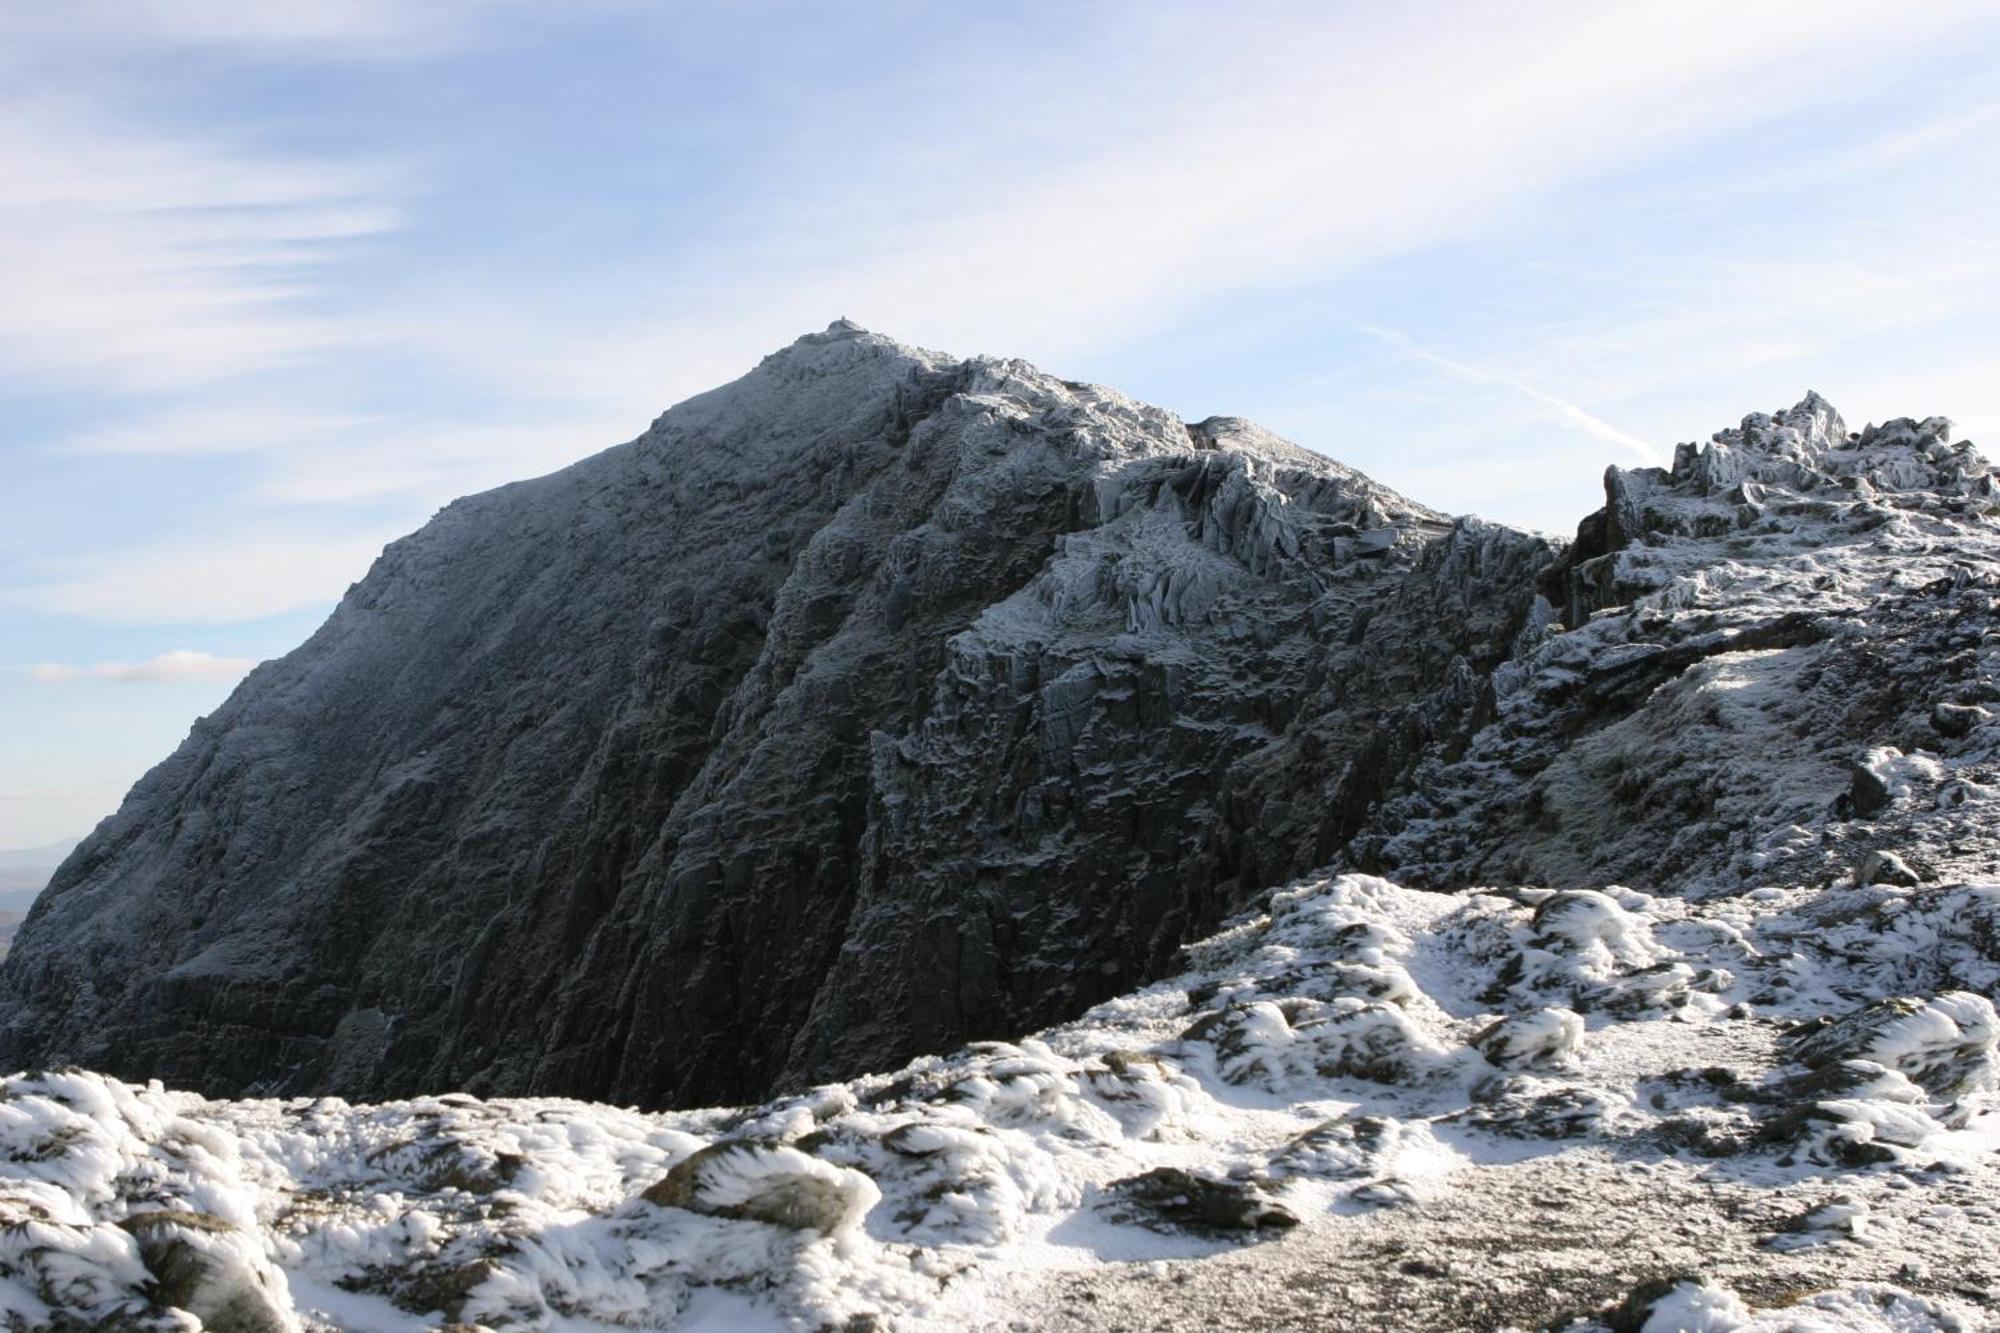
[
  {"xmin": 1099, "ymin": 1167, "xmax": 1296, "ymax": 1238},
  {"xmin": 1473, "ymin": 1007, "xmax": 1584, "ymax": 1071},
  {"xmin": 119, "ymin": 1211, "xmax": 297, "ymax": 1333},
  {"xmin": 1787, "ymin": 992, "xmax": 1998, "ymax": 1096},
  {"xmin": 641, "ymin": 1142, "xmax": 878, "ymax": 1235}
]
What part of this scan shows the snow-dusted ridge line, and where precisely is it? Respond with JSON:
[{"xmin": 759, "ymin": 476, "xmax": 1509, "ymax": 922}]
[{"xmin": 1, "ymin": 869, "xmax": 1995, "ymax": 1330}]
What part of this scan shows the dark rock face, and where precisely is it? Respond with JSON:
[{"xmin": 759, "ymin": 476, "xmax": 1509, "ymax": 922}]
[{"xmin": 0, "ymin": 324, "xmax": 1528, "ymax": 1107}]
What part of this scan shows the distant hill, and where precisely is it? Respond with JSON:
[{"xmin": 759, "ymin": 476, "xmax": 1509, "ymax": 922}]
[
  {"xmin": 0, "ymin": 839, "xmax": 77, "ymax": 872},
  {"xmin": 0, "ymin": 872, "xmax": 56, "ymax": 903},
  {"xmin": 0, "ymin": 840, "xmax": 71, "ymax": 958}
]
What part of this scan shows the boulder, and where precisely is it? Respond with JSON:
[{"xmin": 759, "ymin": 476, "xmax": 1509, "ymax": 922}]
[
  {"xmin": 641, "ymin": 1142, "xmax": 878, "ymax": 1235},
  {"xmin": 1100, "ymin": 1168, "xmax": 1297, "ymax": 1238},
  {"xmin": 1849, "ymin": 761, "xmax": 1894, "ymax": 819},
  {"xmin": 1931, "ymin": 701, "xmax": 1987, "ymax": 739},
  {"xmin": 1787, "ymin": 992, "xmax": 1998, "ymax": 1095},
  {"xmin": 118, "ymin": 1211, "xmax": 295, "ymax": 1333},
  {"xmin": 1855, "ymin": 849, "xmax": 1920, "ymax": 888},
  {"xmin": 1473, "ymin": 1008, "xmax": 1584, "ymax": 1070}
]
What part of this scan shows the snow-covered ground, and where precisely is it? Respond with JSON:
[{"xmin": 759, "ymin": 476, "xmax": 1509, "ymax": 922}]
[{"xmin": 1, "ymin": 867, "xmax": 1994, "ymax": 1330}]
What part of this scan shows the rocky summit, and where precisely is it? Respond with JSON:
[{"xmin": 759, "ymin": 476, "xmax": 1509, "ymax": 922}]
[{"xmin": 2, "ymin": 327, "xmax": 2000, "ymax": 1330}]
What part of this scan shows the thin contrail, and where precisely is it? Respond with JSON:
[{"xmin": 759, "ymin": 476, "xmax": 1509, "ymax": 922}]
[{"xmin": 1357, "ymin": 323, "xmax": 1664, "ymax": 466}]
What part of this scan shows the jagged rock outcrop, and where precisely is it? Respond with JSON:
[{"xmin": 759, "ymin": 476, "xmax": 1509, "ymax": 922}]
[
  {"xmin": 1345, "ymin": 394, "xmax": 2000, "ymax": 893},
  {"xmin": 2, "ymin": 332, "xmax": 1991, "ymax": 1124}
]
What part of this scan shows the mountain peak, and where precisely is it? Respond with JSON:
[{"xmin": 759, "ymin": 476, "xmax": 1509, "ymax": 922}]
[
  {"xmin": 1709, "ymin": 390, "xmax": 1850, "ymax": 461},
  {"xmin": 0, "ymin": 331, "xmax": 1445, "ymax": 1108}
]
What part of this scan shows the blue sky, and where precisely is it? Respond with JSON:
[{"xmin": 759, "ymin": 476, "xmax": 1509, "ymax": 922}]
[{"xmin": 3, "ymin": 0, "xmax": 1999, "ymax": 849}]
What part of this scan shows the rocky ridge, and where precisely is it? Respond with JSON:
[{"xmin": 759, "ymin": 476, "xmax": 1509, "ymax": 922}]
[
  {"xmin": 1349, "ymin": 394, "xmax": 2000, "ymax": 895},
  {"xmin": 1, "ymin": 330, "xmax": 1998, "ymax": 1329}
]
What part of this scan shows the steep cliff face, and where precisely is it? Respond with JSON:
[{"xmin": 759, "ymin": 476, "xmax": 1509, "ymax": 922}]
[{"xmin": 0, "ymin": 323, "xmax": 1497, "ymax": 1107}]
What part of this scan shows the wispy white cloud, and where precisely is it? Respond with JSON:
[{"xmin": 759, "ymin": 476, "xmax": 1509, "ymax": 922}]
[
  {"xmin": 2, "ymin": 0, "xmax": 535, "ymax": 61},
  {"xmin": 497, "ymin": 0, "xmax": 1997, "ymax": 402},
  {"xmin": 249, "ymin": 417, "xmax": 642, "ymax": 505},
  {"xmin": 63, "ymin": 407, "xmax": 377, "ymax": 457},
  {"xmin": 29, "ymin": 649, "xmax": 257, "ymax": 684},
  {"xmin": 63, "ymin": 406, "xmax": 641, "ymax": 505},
  {"xmin": 1759, "ymin": 100, "xmax": 2000, "ymax": 188},
  {"xmin": 0, "ymin": 1, "xmax": 642, "ymax": 398},
  {"xmin": 1356, "ymin": 324, "xmax": 1664, "ymax": 466},
  {"xmin": 6, "ymin": 529, "xmax": 402, "ymax": 624},
  {"xmin": 1475, "ymin": 216, "xmax": 2000, "ymax": 440},
  {"xmin": 0, "ymin": 104, "xmax": 404, "ymax": 392}
]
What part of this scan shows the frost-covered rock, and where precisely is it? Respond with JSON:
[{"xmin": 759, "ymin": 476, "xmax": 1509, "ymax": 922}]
[
  {"xmin": 119, "ymin": 1211, "xmax": 297, "ymax": 1333},
  {"xmin": 1350, "ymin": 391, "xmax": 2000, "ymax": 898},
  {"xmin": 1098, "ymin": 1168, "xmax": 1296, "ymax": 1238},
  {"xmin": 1182, "ymin": 996, "xmax": 1453, "ymax": 1088},
  {"xmin": 640, "ymin": 1142, "xmax": 878, "ymax": 1235},
  {"xmin": 1584, "ymin": 1275, "xmax": 1970, "ymax": 1333},
  {"xmin": 1929, "ymin": 701, "xmax": 1986, "ymax": 739},
  {"xmin": 1759, "ymin": 1059, "xmax": 1946, "ymax": 1167},
  {"xmin": 1788, "ymin": 993, "xmax": 1998, "ymax": 1096},
  {"xmin": 1473, "ymin": 1007, "xmax": 1584, "ymax": 1070},
  {"xmin": 1855, "ymin": 849, "xmax": 1921, "ymax": 888},
  {"xmin": 1766, "ymin": 1196, "xmax": 1874, "ymax": 1251}
]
